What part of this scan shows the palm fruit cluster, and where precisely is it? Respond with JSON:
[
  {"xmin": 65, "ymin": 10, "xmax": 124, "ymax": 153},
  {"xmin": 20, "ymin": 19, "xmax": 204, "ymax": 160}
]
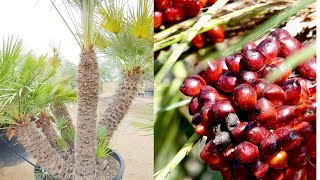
[{"xmin": 179, "ymin": 28, "xmax": 316, "ymax": 179}]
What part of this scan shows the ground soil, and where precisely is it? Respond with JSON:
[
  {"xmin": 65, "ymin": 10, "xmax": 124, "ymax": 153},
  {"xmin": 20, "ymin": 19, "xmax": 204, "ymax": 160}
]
[{"xmin": 0, "ymin": 83, "xmax": 153, "ymax": 180}]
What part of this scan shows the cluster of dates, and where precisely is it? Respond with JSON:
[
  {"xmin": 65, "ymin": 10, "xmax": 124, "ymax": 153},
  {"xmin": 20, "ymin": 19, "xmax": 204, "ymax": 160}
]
[
  {"xmin": 180, "ymin": 28, "xmax": 316, "ymax": 179},
  {"xmin": 155, "ymin": 0, "xmax": 224, "ymax": 48}
]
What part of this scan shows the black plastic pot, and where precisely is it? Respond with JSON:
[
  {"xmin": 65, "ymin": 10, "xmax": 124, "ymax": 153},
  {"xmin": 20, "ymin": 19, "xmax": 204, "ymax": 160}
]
[
  {"xmin": 111, "ymin": 149, "xmax": 125, "ymax": 180},
  {"xmin": 0, "ymin": 133, "xmax": 28, "ymax": 167}
]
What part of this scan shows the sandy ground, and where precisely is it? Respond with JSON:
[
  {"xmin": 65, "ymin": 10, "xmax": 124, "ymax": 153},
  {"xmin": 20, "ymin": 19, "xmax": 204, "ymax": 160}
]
[{"xmin": 0, "ymin": 84, "xmax": 154, "ymax": 180}]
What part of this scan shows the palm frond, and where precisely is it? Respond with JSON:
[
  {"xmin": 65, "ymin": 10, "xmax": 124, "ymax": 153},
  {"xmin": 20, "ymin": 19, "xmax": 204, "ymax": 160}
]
[{"xmin": 96, "ymin": 126, "xmax": 112, "ymax": 159}]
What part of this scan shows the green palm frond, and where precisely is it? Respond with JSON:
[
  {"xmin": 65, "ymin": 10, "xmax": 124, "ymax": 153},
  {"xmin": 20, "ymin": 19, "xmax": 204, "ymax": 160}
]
[
  {"xmin": 98, "ymin": 0, "xmax": 125, "ymax": 34},
  {"xmin": 126, "ymin": 0, "xmax": 153, "ymax": 40},
  {"xmin": 96, "ymin": 126, "xmax": 112, "ymax": 159},
  {"xmin": 0, "ymin": 38, "xmax": 77, "ymax": 126}
]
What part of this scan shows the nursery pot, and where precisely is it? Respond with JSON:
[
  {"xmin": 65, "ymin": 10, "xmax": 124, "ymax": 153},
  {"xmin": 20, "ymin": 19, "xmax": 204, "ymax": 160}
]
[
  {"xmin": 110, "ymin": 149, "xmax": 125, "ymax": 180},
  {"xmin": 0, "ymin": 133, "xmax": 28, "ymax": 167}
]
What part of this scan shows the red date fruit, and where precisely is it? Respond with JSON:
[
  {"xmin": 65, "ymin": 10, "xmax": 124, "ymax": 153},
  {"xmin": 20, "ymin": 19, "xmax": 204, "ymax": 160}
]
[
  {"xmin": 189, "ymin": 97, "xmax": 201, "ymax": 115},
  {"xmin": 206, "ymin": 26, "xmax": 225, "ymax": 43},
  {"xmin": 253, "ymin": 98, "xmax": 276, "ymax": 125},
  {"xmin": 165, "ymin": 7, "xmax": 185, "ymax": 23},
  {"xmin": 288, "ymin": 146, "xmax": 309, "ymax": 166},
  {"xmin": 272, "ymin": 28, "xmax": 291, "ymax": 40},
  {"xmin": 297, "ymin": 57, "xmax": 316, "ymax": 80},
  {"xmin": 268, "ymin": 150, "xmax": 288, "ymax": 169},
  {"xmin": 272, "ymin": 106, "xmax": 295, "ymax": 129},
  {"xmin": 225, "ymin": 53, "xmax": 243, "ymax": 75},
  {"xmin": 180, "ymin": 75, "xmax": 206, "ymax": 97},
  {"xmin": 241, "ymin": 41, "xmax": 257, "ymax": 54},
  {"xmin": 183, "ymin": 0, "xmax": 203, "ymax": 18},
  {"xmin": 222, "ymin": 146, "xmax": 236, "ymax": 161},
  {"xmin": 252, "ymin": 79, "xmax": 270, "ymax": 99},
  {"xmin": 260, "ymin": 132, "xmax": 280, "ymax": 155},
  {"xmin": 295, "ymin": 102, "xmax": 316, "ymax": 123},
  {"xmin": 235, "ymin": 141, "xmax": 259, "ymax": 164},
  {"xmin": 284, "ymin": 167, "xmax": 307, "ymax": 180},
  {"xmin": 211, "ymin": 99, "xmax": 235, "ymax": 122},
  {"xmin": 279, "ymin": 37, "xmax": 302, "ymax": 57},
  {"xmin": 191, "ymin": 112, "xmax": 202, "ymax": 125},
  {"xmin": 291, "ymin": 121, "xmax": 313, "ymax": 139},
  {"xmin": 274, "ymin": 127, "xmax": 302, "ymax": 151},
  {"xmin": 263, "ymin": 84, "xmax": 285, "ymax": 108},
  {"xmin": 217, "ymin": 71, "xmax": 238, "ymax": 93},
  {"xmin": 250, "ymin": 159, "xmax": 269, "ymax": 179},
  {"xmin": 232, "ymin": 83, "xmax": 257, "ymax": 111},
  {"xmin": 191, "ymin": 34, "xmax": 205, "ymax": 49},
  {"xmin": 154, "ymin": 11, "xmax": 164, "ymax": 29},
  {"xmin": 231, "ymin": 122, "xmax": 248, "ymax": 142},
  {"xmin": 199, "ymin": 60, "xmax": 223, "ymax": 84},
  {"xmin": 257, "ymin": 37, "xmax": 281, "ymax": 64},
  {"xmin": 155, "ymin": 0, "xmax": 172, "ymax": 10},
  {"xmin": 239, "ymin": 71, "xmax": 258, "ymax": 84},
  {"xmin": 242, "ymin": 49, "xmax": 266, "ymax": 71},
  {"xmin": 199, "ymin": 85, "xmax": 219, "ymax": 106},
  {"xmin": 281, "ymin": 78, "xmax": 301, "ymax": 105},
  {"xmin": 244, "ymin": 122, "xmax": 270, "ymax": 145}
]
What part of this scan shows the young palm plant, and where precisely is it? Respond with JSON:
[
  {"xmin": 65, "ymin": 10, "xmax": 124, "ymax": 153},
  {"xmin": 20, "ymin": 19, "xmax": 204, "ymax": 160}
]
[
  {"xmin": 97, "ymin": 0, "xmax": 153, "ymax": 137},
  {"xmin": 0, "ymin": 37, "xmax": 76, "ymax": 179}
]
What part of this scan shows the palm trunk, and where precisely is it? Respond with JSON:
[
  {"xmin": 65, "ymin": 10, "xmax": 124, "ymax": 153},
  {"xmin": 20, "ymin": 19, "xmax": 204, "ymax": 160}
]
[
  {"xmin": 99, "ymin": 71, "xmax": 141, "ymax": 137},
  {"xmin": 51, "ymin": 103, "xmax": 74, "ymax": 128},
  {"xmin": 51, "ymin": 103, "xmax": 75, "ymax": 148},
  {"xmin": 75, "ymin": 49, "xmax": 99, "ymax": 179},
  {"xmin": 37, "ymin": 113, "xmax": 60, "ymax": 150},
  {"xmin": 16, "ymin": 121, "xmax": 74, "ymax": 180}
]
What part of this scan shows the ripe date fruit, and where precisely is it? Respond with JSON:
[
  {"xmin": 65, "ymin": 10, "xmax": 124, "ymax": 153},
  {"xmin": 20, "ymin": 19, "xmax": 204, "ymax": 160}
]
[
  {"xmin": 288, "ymin": 146, "xmax": 309, "ymax": 166},
  {"xmin": 199, "ymin": 85, "xmax": 219, "ymax": 106},
  {"xmin": 180, "ymin": 75, "xmax": 206, "ymax": 97},
  {"xmin": 235, "ymin": 141, "xmax": 259, "ymax": 164},
  {"xmin": 206, "ymin": 26, "xmax": 225, "ymax": 43},
  {"xmin": 241, "ymin": 41, "xmax": 257, "ymax": 54},
  {"xmin": 253, "ymin": 98, "xmax": 276, "ymax": 125},
  {"xmin": 225, "ymin": 53, "xmax": 243, "ymax": 75},
  {"xmin": 271, "ymin": 28, "xmax": 291, "ymax": 40},
  {"xmin": 191, "ymin": 34, "xmax": 205, "ymax": 48},
  {"xmin": 263, "ymin": 84, "xmax": 285, "ymax": 108},
  {"xmin": 165, "ymin": 7, "xmax": 185, "ymax": 23},
  {"xmin": 244, "ymin": 122, "xmax": 270, "ymax": 145},
  {"xmin": 217, "ymin": 71, "xmax": 238, "ymax": 93},
  {"xmin": 272, "ymin": 106, "xmax": 295, "ymax": 129},
  {"xmin": 274, "ymin": 127, "xmax": 302, "ymax": 151},
  {"xmin": 199, "ymin": 60, "xmax": 223, "ymax": 84},
  {"xmin": 154, "ymin": 11, "xmax": 164, "ymax": 29},
  {"xmin": 260, "ymin": 132, "xmax": 280, "ymax": 155},
  {"xmin": 295, "ymin": 102, "xmax": 316, "ymax": 123},
  {"xmin": 211, "ymin": 99, "xmax": 235, "ymax": 122},
  {"xmin": 279, "ymin": 37, "xmax": 302, "ymax": 57},
  {"xmin": 281, "ymin": 78, "xmax": 301, "ymax": 105},
  {"xmin": 252, "ymin": 79, "xmax": 270, "ymax": 98},
  {"xmin": 183, "ymin": 0, "xmax": 203, "ymax": 18},
  {"xmin": 242, "ymin": 48, "xmax": 266, "ymax": 71},
  {"xmin": 155, "ymin": 0, "xmax": 172, "ymax": 10},
  {"xmin": 257, "ymin": 37, "xmax": 280, "ymax": 64},
  {"xmin": 250, "ymin": 159, "xmax": 269, "ymax": 179},
  {"xmin": 285, "ymin": 167, "xmax": 307, "ymax": 180},
  {"xmin": 231, "ymin": 122, "xmax": 248, "ymax": 142},
  {"xmin": 291, "ymin": 121, "xmax": 313, "ymax": 139},
  {"xmin": 239, "ymin": 71, "xmax": 258, "ymax": 84},
  {"xmin": 267, "ymin": 150, "xmax": 288, "ymax": 169},
  {"xmin": 233, "ymin": 83, "xmax": 257, "ymax": 111},
  {"xmin": 297, "ymin": 57, "xmax": 316, "ymax": 80},
  {"xmin": 189, "ymin": 97, "xmax": 201, "ymax": 115}
]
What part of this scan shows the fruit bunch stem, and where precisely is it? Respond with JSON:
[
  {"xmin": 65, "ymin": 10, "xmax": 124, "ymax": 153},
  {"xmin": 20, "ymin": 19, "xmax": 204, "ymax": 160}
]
[
  {"xmin": 154, "ymin": 133, "xmax": 200, "ymax": 180},
  {"xmin": 154, "ymin": 2, "xmax": 281, "ymax": 50},
  {"xmin": 155, "ymin": 0, "xmax": 229, "ymax": 86}
]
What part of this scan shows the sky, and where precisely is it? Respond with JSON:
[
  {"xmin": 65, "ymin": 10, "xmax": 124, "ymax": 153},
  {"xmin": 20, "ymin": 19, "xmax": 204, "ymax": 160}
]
[
  {"xmin": 0, "ymin": 0, "xmax": 80, "ymax": 63},
  {"xmin": 0, "ymin": 0, "xmax": 141, "ymax": 64}
]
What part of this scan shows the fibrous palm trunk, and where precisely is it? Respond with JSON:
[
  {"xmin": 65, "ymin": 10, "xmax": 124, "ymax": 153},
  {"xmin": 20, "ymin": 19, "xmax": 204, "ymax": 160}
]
[
  {"xmin": 99, "ymin": 70, "xmax": 142, "ymax": 137},
  {"xmin": 75, "ymin": 49, "xmax": 99, "ymax": 179},
  {"xmin": 37, "ymin": 113, "xmax": 60, "ymax": 150},
  {"xmin": 51, "ymin": 103, "xmax": 74, "ymax": 127},
  {"xmin": 16, "ymin": 121, "xmax": 74, "ymax": 180}
]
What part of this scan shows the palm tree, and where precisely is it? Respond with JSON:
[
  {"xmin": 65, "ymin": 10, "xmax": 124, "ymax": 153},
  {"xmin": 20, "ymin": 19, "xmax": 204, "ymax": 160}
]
[
  {"xmin": 0, "ymin": 37, "xmax": 76, "ymax": 179},
  {"xmin": 97, "ymin": 0, "xmax": 153, "ymax": 137}
]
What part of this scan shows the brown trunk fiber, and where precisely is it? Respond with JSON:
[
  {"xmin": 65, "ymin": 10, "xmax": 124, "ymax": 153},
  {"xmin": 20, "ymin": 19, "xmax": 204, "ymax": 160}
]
[
  {"xmin": 37, "ymin": 113, "xmax": 60, "ymax": 150},
  {"xmin": 16, "ymin": 122, "xmax": 74, "ymax": 180},
  {"xmin": 99, "ymin": 72, "xmax": 141, "ymax": 137},
  {"xmin": 75, "ymin": 50, "xmax": 99, "ymax": 179},
  {"xmin": 51, "ymin": 103, "xmax": 74, "ymax": 128}
]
